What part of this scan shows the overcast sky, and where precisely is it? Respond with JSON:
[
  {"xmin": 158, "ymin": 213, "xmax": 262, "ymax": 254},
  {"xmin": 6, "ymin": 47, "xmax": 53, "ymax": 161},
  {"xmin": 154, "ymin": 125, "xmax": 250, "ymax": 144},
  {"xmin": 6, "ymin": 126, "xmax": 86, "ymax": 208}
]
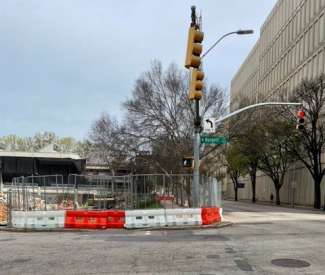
[{"xmin": 0, "ymin": 0, "xmax": 277, "ymax": 140}]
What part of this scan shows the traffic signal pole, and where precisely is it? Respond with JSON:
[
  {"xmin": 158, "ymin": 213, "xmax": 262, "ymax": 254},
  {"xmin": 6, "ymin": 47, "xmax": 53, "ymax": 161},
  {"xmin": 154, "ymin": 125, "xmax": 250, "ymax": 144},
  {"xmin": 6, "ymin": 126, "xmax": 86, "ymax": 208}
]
[
  {"xmin": 193, "ymin": 98, "xmax": 201, "ymax": 207},
  {"xmin": 186, "ymin": 6, "xmax": 202, "ymax": 208}
]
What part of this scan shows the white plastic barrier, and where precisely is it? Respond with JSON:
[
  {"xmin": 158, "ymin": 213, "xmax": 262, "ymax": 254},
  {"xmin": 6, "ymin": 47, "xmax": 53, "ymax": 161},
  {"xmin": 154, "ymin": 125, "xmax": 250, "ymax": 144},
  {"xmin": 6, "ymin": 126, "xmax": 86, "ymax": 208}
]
[
  {"xmin": 219, "ymin": 208, "xmax": 223, "ymax": 221},
  {"xmin": 125, "ymin": 209, "xmax": 166, "ymax": 228},
  {"xmin": 11, "ymin": 211, "xmax": 65, "ymax": 229},
  {"xmin": 11, "ymin": 211, "xmax": 26, "ymax": 229},
  {"xmin": 165, "ymin": 208, "xmax": 202, "ymax": 226}
]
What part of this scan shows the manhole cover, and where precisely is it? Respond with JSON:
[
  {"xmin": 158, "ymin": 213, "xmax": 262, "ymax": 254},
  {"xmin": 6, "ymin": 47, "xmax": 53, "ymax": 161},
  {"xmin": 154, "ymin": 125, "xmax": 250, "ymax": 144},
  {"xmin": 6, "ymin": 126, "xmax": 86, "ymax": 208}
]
[{"xmin": 271, "ymin": 258, "xmax": 310, "ymax": 268}]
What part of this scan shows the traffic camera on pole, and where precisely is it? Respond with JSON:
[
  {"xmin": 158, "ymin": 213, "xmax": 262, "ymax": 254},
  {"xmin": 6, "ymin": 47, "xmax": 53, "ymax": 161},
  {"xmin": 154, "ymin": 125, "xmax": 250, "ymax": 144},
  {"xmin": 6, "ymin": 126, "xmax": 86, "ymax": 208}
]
[
  {"xmin": 296, "ymin": 110, "xmax": 305, "ymax": 130},
  {"xmin": 185, "ymin": 27, "xmax": 204, "ymax": 69}
]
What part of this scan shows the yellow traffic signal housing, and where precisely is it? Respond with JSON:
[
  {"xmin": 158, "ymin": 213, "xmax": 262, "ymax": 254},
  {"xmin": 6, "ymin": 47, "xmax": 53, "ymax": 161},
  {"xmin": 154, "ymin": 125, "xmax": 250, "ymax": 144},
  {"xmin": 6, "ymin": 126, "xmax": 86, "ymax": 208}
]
[
  {"xmin": 185, "ymin": 27, "xmax": 204, "ymax": 69},
  {"xmin": 189, "ymin": 69, "xmax": 204, "ymax": 100}
]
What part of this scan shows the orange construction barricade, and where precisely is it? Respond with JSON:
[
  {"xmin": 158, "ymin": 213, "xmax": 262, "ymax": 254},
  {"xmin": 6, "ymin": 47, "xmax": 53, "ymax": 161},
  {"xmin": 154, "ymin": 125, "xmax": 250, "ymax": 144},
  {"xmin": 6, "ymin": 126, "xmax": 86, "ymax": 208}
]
[
  {"xmin": 65, "ymin": 211, "xmax": 107, "ymax": 229},
  {"xmin": 65, "ymin": 210, "xmax": 125, "ymax": 229},
  {"xmin": 201, "ymin": 207, "xmax": 221, "ymax": 225},
  {"xmin": 106, "ymin": 210, "xmax": 125, "ymax": 228}
]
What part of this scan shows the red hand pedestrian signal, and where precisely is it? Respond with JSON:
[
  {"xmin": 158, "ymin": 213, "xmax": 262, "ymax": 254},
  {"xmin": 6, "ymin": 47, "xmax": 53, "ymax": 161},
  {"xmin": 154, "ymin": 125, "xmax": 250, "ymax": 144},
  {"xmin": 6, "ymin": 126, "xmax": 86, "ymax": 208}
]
[{"xmin": 297, "ymin": 110, "xmax": 305, "ymax": 118}]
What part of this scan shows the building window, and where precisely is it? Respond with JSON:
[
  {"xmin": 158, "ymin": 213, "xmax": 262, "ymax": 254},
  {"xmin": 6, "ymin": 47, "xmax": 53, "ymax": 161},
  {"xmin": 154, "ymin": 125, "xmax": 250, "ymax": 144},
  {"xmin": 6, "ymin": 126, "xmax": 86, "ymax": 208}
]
[
  {"xmin": 306, "ymin": 0, "xmax": 310, "ymax": 25},
  {"xmin": 308, "ymin": 59, "xmax": 313, "ymax": 80},
  {"xmin": 309, "ymin": 26, "xmax": 314, "ymax": 54},
  {"xmin": 304, "ymin": 31, "xmax": 308, "ymax": 59},
  {"xmin": 300, "ymin": 36, "xmax": 304, "ymax": 62},
  {"xmin": 302, "ymin": 1, "xmax": 306, "ymax": 26},
  {"xmin": 320, "ymin": 15, "xmax": 325, "ymax": 42},
  {"xmin": 318, "ymin": 50, "xmax": 324, "ymax": 75},
  {"xmin": 315, "ymin": 19, "xmax": 320, "ymax": 47},
  {"xmin": 297, "ymin": 9, "xmax": 301, "ymax": 34},
  {"xmin": 312, "ymin": 58, "xmax": 316, "ymax": 79},
  {"xmin": 311, "ymin": 0, "xmax": 315, "ymax": 19}
]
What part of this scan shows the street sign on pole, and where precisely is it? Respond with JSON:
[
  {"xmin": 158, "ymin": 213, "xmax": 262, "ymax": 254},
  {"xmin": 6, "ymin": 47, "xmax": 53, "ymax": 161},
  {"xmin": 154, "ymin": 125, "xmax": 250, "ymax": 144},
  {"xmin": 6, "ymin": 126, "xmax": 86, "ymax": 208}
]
[
  {"xmin": 200, "ymin": 136, "xmax": 228, "ymax": 145},
  {"xmin": 203, "ymin": 118, "xmax": 215, "ymax": 133}
]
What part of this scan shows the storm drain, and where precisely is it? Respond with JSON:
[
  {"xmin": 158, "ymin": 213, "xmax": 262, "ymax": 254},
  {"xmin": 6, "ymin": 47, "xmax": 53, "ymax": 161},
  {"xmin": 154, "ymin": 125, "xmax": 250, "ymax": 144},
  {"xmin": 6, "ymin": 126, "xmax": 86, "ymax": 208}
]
[{"xmin": 271, "ymin": 258, "xmax": 310, "ymax": 268}]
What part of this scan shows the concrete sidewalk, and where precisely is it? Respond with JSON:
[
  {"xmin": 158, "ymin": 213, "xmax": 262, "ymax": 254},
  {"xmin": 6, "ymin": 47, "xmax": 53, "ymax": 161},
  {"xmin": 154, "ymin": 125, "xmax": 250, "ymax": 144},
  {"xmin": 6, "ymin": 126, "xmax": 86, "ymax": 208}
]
[{"xmin": 225, "ymin": 198, "xmax": 325, "ymax": 213}]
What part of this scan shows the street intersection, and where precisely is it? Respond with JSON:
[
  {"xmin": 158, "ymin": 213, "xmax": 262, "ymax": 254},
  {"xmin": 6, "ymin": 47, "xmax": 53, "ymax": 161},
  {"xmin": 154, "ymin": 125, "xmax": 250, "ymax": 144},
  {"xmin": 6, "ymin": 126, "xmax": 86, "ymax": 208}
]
[{"xmin": 1, "ymin": 201, "xmax": 325, "ymax": 274}]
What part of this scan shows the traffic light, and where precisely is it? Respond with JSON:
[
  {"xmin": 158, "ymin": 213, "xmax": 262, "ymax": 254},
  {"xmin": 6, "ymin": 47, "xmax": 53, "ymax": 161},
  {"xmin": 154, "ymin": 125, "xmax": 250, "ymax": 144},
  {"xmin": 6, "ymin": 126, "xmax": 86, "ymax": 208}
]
[
  {"xmin": 296, "ymin": 110, "xmax": 305, "ymax": 130},
  {"xmin": 189, "ymin": 68, "xmax": 204, "ymax": 100},
  {"xmin": 185, "ymin": 27, "xmax": 204, "ymax": 69},
  {"xmin": 183, "ymin": 156, "xmax": 194, "ymax": 169}
]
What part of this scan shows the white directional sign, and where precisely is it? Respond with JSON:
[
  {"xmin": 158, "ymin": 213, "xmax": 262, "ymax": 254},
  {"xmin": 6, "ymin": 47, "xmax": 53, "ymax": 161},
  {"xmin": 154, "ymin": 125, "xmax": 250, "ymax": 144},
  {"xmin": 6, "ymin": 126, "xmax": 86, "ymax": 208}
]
[{"xmin": 203, "ymin": 118, "xmax": 215, "ymax": 133}]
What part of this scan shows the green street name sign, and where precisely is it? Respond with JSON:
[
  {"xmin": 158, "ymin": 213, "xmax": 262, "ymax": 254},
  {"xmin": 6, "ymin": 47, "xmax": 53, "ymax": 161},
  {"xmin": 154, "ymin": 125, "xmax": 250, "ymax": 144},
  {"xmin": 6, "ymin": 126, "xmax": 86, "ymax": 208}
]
[{"xmin": 200, "ymin": 136, "xmax": 229, "ymax": 145}]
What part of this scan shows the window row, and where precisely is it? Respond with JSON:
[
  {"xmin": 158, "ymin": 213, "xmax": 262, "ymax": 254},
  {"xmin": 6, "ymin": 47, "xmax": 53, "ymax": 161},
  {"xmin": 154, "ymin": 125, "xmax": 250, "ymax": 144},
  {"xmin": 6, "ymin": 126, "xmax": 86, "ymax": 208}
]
[
  {"xmin": 261, "ymin": 13, "xmax": 325, "ymax": 78},
  {"xmin": 234, "ymin": 73, "xmax": 259, "ymax": 104},
  {"xmin": 260, "ymin": 0, "xmax": 325, "ymax": 69},
  {"xmin": 261, "ymin": 0, "xmax": 301, "ymax": 49},
  {"xmin": 260, "ymin": 49, "xmax": 325, "ymax": 97}
]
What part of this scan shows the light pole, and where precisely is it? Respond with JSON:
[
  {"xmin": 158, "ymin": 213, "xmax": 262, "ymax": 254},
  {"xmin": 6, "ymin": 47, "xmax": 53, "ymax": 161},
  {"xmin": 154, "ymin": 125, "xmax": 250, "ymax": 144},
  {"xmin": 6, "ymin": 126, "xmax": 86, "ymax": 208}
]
[
  {"xmin": 192, "ymin": 29, "xmax": 253, "ymax": 208},
  {"xmin": 202, "ymin": 30, "xmax": 254, "ymax": 59}
]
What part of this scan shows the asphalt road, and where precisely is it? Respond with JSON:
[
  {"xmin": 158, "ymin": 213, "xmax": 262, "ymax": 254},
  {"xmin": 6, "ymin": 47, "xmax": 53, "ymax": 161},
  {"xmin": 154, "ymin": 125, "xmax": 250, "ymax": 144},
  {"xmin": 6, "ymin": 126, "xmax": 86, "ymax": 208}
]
[{"xmin": 1, "ymin": 201, "xmax": 325, "ymax": 274}]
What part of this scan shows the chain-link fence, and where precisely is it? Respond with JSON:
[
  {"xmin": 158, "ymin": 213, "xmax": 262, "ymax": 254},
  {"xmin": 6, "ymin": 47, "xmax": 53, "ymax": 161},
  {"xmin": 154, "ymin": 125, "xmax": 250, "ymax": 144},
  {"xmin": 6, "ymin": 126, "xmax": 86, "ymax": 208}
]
[
  {"xmin": 8, "ymin": 174, "xmax": 222, "ymax": 211},
  {"xmin": 9, "ymin": 175, "xmax": 65, "ymax": 211}
]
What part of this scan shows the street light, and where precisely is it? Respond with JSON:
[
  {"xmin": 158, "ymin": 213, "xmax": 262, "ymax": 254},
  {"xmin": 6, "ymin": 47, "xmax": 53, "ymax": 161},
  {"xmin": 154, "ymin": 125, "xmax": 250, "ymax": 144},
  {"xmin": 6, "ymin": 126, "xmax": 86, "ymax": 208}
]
[
  {"xmin": 202, "ymin": 29, "xmax": 254, "ymax": 58},
  {"xmin": 191, "ymin": 28, "xmax": 253, "ymax": 208}
]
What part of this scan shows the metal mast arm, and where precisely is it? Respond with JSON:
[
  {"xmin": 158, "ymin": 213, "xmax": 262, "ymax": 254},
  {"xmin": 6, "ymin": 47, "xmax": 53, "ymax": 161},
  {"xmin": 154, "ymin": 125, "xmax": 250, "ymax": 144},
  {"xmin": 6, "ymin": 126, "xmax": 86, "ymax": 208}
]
[{"xmin": 215, "ymin": 102, "xmax": 302, "ymax": 124}]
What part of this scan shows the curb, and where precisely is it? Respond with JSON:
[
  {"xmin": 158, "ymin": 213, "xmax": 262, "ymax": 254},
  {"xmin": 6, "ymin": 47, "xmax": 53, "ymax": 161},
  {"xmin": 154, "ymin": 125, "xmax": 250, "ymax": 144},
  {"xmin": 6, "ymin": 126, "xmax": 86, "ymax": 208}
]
[
  {"xmin": 0, "ymin": 227, "xmax": 86, "ymax": 233},
  {"xmin": 0, "ymin": 222, "xmax": 233, "ymax": 233},
  {"xmin": 126, "ymin": 221, "xmax": 233, "ymax": 231}
]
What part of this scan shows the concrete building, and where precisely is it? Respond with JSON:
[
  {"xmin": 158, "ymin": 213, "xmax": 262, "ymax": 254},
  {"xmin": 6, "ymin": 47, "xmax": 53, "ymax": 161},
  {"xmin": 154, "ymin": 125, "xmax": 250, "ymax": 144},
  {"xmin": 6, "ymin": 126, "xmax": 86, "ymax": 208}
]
[
  {"xmin": 231, "ymin": 0, "xmax": 325, "ymax": 109},
  {"xmin": 228, "ymin": 0, "xmax": 325, "ymax": 206},
  {"xmin": 0, "ymin": 147, "xmax": 86, "ymax": 185},
  {"xmin": 85, "ymin": 163, "xmax": 129, "ymax": 176}
]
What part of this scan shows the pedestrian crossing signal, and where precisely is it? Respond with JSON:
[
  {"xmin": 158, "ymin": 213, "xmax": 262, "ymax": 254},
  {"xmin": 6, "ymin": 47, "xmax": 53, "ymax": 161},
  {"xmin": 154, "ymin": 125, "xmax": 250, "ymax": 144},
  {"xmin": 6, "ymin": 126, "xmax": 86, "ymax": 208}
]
[
  {"xmin": 183, "ymin": 156, "xmax": 194, "ymax": 168},
  {"xmin": 296, "ymin": 110, "xmax": 305, "ymax": 130}
]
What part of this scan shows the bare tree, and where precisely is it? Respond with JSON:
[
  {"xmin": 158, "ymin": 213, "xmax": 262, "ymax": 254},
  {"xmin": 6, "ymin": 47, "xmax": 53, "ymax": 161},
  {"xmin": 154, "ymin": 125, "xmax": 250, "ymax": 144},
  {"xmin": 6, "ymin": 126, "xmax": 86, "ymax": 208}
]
[
  {"xmin": 225, "ymin": 97, "xmax": 261, "ymax": 203},
  {"xmin": 257, "ymin": 115, "xmax": 297, "ymax": 205},
  {"xmin": 281, "ymin": 76, "xmax": 325, "ymax": 209},
  {"xmin": 236, "ymin": 123, "xmax": 262, "ymax": 203},
  {"xmin": 123, "ymin": 60, "xmax": 226, "ymax": 174},
  {"xmin": 224, "ymin": 144, "xmax": 248, "ymax": 201},
  {"xmin": 89, "ymin": 113, "xmax": 130, "ymax": 175},
  {"xmin": 0, "ymin": 132, "xmax": 85, "ymax": 154}
]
